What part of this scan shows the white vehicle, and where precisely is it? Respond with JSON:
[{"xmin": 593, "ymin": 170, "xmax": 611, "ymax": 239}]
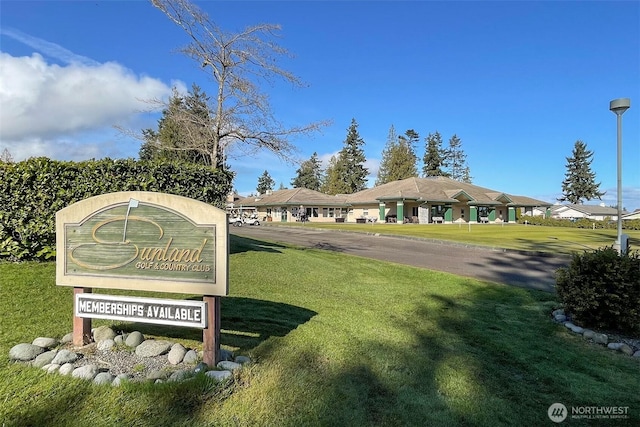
[
  {"xmin": 228, "ymin": 216, "xmax": 243, "ymax": 227},
  {"xmin": 243, "ymin": 214, "xmax": 260, "ymax": 226}
]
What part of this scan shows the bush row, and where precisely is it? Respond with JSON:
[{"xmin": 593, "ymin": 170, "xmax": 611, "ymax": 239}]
[
  {"xmin": 518, "ymin": 215, "xmax": 640, "ymax": 230},
  {"xmin": 0, "ymin": 157, "xmax": 234, "ymax": 261},
  {"xmin": 556, "ymin": 247, "xmax": 640, "ymax": 334}
]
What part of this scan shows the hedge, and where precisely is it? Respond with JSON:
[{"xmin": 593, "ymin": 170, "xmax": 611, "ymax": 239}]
[
  {"xmin": 518, "ymin": 215, "xmax": 640, "ymax": 231},
  {"xmin": 0, "ymin": 157, "xmax": 234, "ymax": 261}
]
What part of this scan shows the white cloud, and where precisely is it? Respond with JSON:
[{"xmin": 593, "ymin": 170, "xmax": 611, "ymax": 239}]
[
  {"xmin": 0, "ymin": 26, "xmax": 185, "ymax": 161},
  {"xmin": 0, "ymin": 52, "xmax": 179, "ymax": 142}
]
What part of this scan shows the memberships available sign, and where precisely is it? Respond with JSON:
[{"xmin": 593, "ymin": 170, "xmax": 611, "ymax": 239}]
[{"xmin": 56, "ymin": 192, "xmax": 228, "ymax": 296}]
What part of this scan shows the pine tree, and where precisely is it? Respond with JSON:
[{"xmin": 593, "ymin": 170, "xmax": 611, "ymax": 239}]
[
  {"xmin": 139, "ymin": 84, "xmax": 214, "ymax": 166},
  {"xmin": 325, "ymin": 119, "xmax": 368, "ymax": 194},
  {"xmin": 422, "ymin": 131, "xmax": 448, "ymax": 177},
  {"xmin": 444, "ymin": 134, "xmax": 469, "ymax": 182},
  {"xmin": 559, "ymin": 140, "xmax": 605, "ymax": 204},
  {"xmin": 291, "ymin": 152, "xmax": 323, "ymax": 191},
  {"xmin": 256, "ymin": 170, "xmax": 275, "ymax": 194},
  {"xmin": 376, "ymin": 125, "xmax": 398, "ymax": 186},
  {"xmin": 321, "ymin": 155, "xmax": 349, "ymax": 195}
]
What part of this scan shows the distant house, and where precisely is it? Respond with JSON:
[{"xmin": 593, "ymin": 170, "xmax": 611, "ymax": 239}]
[
  {"xmin": 235, "ymin": 177, "xmax": 551, "ymax": 224},
  {"xmin": 550, "ymin": 204, "xmax": 623, "ymax": 221},
  {"xmin": 622, "ymin": 209, "xmax": 640, "ymax": 221}
]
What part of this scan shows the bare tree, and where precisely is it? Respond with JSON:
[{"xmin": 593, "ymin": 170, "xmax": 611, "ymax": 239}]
[{"xmin": 150, "ymin": 0, "xmax": 329, "ymax": 168}]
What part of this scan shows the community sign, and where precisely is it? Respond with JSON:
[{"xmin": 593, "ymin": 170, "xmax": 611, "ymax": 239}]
[{"xmin": 56, "ymin": 191, "xmax": 228, "ymax": 296}]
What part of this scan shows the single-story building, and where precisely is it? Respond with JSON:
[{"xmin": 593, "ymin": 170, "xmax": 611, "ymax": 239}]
[
  {"xmin": 622, "ymin": 209, "xmax": 640, "ymax": 220},
  {"xmin": 236, "ymin": 177, "xmax": 552, "ymax": 224},
  {"xmin": 550, "ymin": 204, "xmax": 623, "ymax": 221}
]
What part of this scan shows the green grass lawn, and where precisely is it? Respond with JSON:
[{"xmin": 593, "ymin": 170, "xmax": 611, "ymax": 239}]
[
  {"xmin": 1, "ymin": 235, "xmax": 638, "ymax": 426},
  {"xmin": 275, "ymin": 222, "xmax": 640, "ymax": 255}
]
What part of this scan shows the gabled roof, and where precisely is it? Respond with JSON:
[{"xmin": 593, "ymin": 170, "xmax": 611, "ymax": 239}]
[
  {"xmin": 551, "ymin": 204, "xmax": 622, "ymax": 216},
  {"xmin": 345, "ymin": 177, "xmax": 550, "ymax": 206},
  {"xmin": 235, "ymin": 188, "xmax": 349, "ymax": 207}
]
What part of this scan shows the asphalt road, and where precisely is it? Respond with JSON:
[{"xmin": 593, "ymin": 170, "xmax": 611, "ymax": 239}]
[{"xmin": 230, "ymin": 225, "xmax": 570, "ymax": 292}]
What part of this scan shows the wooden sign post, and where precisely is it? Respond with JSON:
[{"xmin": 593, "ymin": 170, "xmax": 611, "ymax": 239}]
[{"xmin": 57, "ymin": 192, "xmax": 229, "ymax": 366}]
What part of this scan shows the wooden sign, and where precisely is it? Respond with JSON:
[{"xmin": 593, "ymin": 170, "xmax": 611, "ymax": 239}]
[{"xmin": 56, "ymin": 191, "xmax": 228, "ymax": 296}]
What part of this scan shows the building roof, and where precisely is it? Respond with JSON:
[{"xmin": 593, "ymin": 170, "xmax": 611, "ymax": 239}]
[
  {"xmin": 235, "ymin": 188, "xmax": 349, "ymax": 207},
  {"xmin": 551, "ymin": 204, "xmax": 621, "ymax": 216},
  {"xmin": 345, "ymin": 177, "xmax": 551, "ymax": 207},
  {"xmin": 234, "ymin": 177, "xmax": 551, "ymax": 208}
]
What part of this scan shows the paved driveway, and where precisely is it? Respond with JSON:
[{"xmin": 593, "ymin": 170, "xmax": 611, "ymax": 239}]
[{"xmin": 230, "ymin": 225, "xmax": 570, "ymax": 292}]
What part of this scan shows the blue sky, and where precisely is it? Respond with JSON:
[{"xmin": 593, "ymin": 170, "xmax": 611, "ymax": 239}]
[{"xmin": 1, "ymin": 0, "xmax": 639, "ymax": 209}]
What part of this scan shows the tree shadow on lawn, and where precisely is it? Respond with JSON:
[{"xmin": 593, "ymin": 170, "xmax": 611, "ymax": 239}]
[
  {"xmin": 230, "ymin": 234, "xmax": 287, "ymax": 255},
  {"xmin": 112, "ymin": 296, "xmax": 317, "ymax": 354},
  {"xmin": 466, "ymin": 251, "xmax": 568, "ymax": 292},
  {"xmin": 268, "ymin": 282, "xmax": 639, "ymax": 426}
]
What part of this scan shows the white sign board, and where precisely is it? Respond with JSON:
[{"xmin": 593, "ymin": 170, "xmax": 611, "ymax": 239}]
[{"xmin": 75, "ymin": 293, "xmax": 207, "ymax": 329}]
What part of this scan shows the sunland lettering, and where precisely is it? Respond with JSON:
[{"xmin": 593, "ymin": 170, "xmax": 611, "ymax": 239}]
[
  {"xmin": 69, "ymin": 215, "xmax": 212, "ymax": 272},
  {"xmin": 139, "ymin": 237, "xmax": 207, "ymax": 263}
]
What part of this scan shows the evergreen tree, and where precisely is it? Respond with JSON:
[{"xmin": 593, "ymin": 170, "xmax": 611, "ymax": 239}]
[
  {"xmin": 291, "ymin": 152, "xmax": 323, "ymax": 191},
  {"xmin": 444, "ymin": 134, "xmax": 469, "ymax": 181},
  {"xmin": 559, "ymin": 140, "xmax": 605, "ymax": 204},
  {"xmin": 376, "ymin": 125, "xmax": 398, "ymax": 186},
  {"xmin": 324, "ymin": 119, "xmax": 368, "ymax": 194},
  {"xmin": 422, "ymin": 131, "xmax": 448, "ymax": 177},
  {"xmin": 256, "ymin": 170, "xmax": 275, "ymax": 194},
  {"xmin": 321, "ymin": 155, "xmax": 349, "ymax": 195},
  {"xmin": 139, "ymin": 84, "xmax": 214, "ymax": 166}
]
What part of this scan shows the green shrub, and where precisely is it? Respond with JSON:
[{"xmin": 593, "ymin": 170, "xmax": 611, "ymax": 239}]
[
  {"xmin": 518, "ymin": 215, "xmax": 640, "ymax": 230},
  {"xmin": 0, "ymin": 157, "xmax": 233, "ymax": 261},
  {"xmin": 556, "ymin": 247, "xmax": 640, "ymax": 334}
]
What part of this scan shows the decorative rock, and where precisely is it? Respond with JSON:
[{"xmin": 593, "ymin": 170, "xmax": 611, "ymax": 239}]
[
  {"xmin": 33, "ymin": 350, "xmax": 58, "ymax": 368},
  {"xmin": 235, "ymin": 355, "xmax": 251, "ymax": 365},
  {"xmin": 44, "ymin": 363, "xmax": 60, "ymax": 374},
  {"xmin": 93, "ymin": 326, "xmax": 116, "ymax": 342},
  {"xmin": 633, "ymin": 350, "xmax": 640, "ymax": 358},
  {"xmin": 147, "ymin": 370, "xmax": 168, "ymax": 381},
  {"xmin": 135, "ymin": 340, "xmax": 172, "ymax": 358},
  {"xmin": 72, "ymin": 364, "xmax": 99, "ymax": 380},
  {"xmin": 607, "ymin": 343, "xmax": 623, "ymax": 351},
  {"xmin": 219, "ymin": 348, "xmax": 234, "ymax": 361},
  {"xmin": 193, "ymin": 362, "xmax": 208, "ymax": 374},
  {"xmin": 217, "ymin": 361, "xmax": 241, "ymax": 371},
  {"xmin": 569, "ymin": 324, "xmax": 584, "ymax": 334},
  {"xmin": 97, "ymin": 339, "xmax": 116, "ymax": 351},
  {"xmin": 554, "ymin": 314, "xmax": 567, "ymax": 322},
  {"xmin": 169, "ymin": 370, "xmax": 190, "ymax": 382},
  {"xmin": 206, "ymin": 370, "xmax": 232, "ymax": 382},
  {"xmin": 552, "ymin": 309, "xmax": 565, "ymax": 317},
  {"xmin": 61, "ymin": 333, "xmax": 73, "ymax": 344},
  {"xmin": 114, "ymin": 335, "xmax": 125, "ymax": 346},
  {"xmin": 168, "ymin": 343, "xmax": 187, "ymax": 365},
  {"xmin": 9, "ymin": 343, "xmax": 45, "ymax": 361},
  {"xmin": 59, "ymin": 363, "xmax": 75, "ymax": 376},
  {"xmin": 125, "ymin": 331, "xmax": 144, "ymax": 348},
  {"xmin": 582, "ymin": 330, "xmax": 595, "ymax": 340},
  {"xmin": 620, "ymin": 344, "xmax": 634, "ymax": 356},
  {"xmin": 51, "ymin": 349, "xmax": 79, "ymax": 365},
  {"xmin": 183, "ymin": 350, "xmax": 198, "ymax": 364},
  {"xmin": 593, "ymin": 333, "xmax": 608, "ymax": 345},
  {"xmin": 112, "ymin": 374, "xmax": 129, "ymax": 387},
  {"xmin": 94, "ymin": 372, "xmax": 114, "ymax": 385},
  {"xmin": 32, "ymin": 337, "xmax": 59, "ymax": 349}
]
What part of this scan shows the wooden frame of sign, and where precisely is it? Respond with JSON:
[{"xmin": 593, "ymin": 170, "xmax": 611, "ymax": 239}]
[{"xmin": 56, "ymin": 191, "xmax": 229, "ymax": 367}]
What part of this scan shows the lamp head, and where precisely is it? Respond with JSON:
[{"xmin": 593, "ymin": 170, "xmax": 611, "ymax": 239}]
[{"xmin": 610, "ymin": 98, "xmax": 630, "ymax": 115}]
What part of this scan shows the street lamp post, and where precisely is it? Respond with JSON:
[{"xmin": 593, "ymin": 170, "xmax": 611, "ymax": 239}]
[{"xmin": 609, "ymin": 98, "xmax": 630, "ymax": 254}]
